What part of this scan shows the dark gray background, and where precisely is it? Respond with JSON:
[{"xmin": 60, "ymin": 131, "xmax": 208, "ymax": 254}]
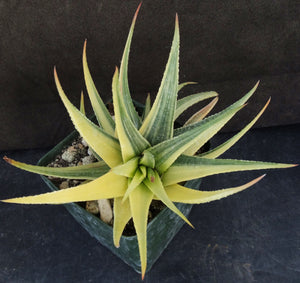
[
  {"xmin": 0, "ymin": 0, "xmax": 299, "ymax": 150},
  {"xmin": 0, "ymin": 2, "xmax": 299, "ymax": 281},
  {"xmin": 1, "ymin": 124, "xmax": 299, "ymax": 282}
]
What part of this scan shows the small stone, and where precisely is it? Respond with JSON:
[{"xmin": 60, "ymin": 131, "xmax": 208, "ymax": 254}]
[
  {"xmin": 86, "ymin": 201, "xmax": 99, "ymax": 214},
  {"xmin": 59, "ymin": 181, "xmax": 69, "ymax": 190},
  {"xmin": 61, "ymin": 146, "xmax": 77, "ymax": 163},
  {"xmin": 77, "ymin": 143, "xmax": 84, "ymax": 150},
  {"xmin": 98, "ymin": 199, "xmax": 113, "ymax": 223},
  {"xmin": 87, "ymin": 147, "xmax": 94, "ymax": 156},
  {"xmin": 82, "ymin": 155, "xmax": 95, "ymax": 165},
  {"xmin": 81, "ymin": 138, "xmax": 88, "ymax": 147}
]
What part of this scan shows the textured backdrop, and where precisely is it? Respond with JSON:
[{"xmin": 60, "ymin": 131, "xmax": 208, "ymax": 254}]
[{"xmin": 0, "ymin": 0, "xmax": 299, "ymax": 150}]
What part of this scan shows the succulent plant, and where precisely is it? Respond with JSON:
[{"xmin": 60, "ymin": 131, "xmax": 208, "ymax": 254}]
[{"xmin": 2, "ymin": 5, "xmax": 296, "ymax": 279}]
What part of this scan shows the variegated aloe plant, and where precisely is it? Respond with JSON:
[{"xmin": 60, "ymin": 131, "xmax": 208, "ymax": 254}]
[{"xmin": 2, "ymin": 5, "xmax": 296, "ymax": 279}]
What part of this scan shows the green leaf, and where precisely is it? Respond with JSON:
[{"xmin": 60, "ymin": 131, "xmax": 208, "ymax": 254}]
[
  {"xmin": 162, "ymin": 155, "xmax": 296, "ymax": 186},
  {"xmin": 175, "ymin": 91, "xmax": 218, "ymax": 120},
  {"xmin": 139, "ymin": 151, "xmax": 155, "ymax": 168},
  {"xmin": 111, "ymin": 157, "xmax": 139, "ymax": 177},
  {"xmin": 139, "ymin": 15, "xmax": 180, "ymax": 145},
  {"xmin": 111, "ymin": 157, "xmax": 139, "ymax": 178},
  {"xmin": 118, "ymin": 3, "xmax": 142, "ymax": 128},
  {"xmin": 54, "ymin": 67, "xmax": 122, "ymax": 168},
  {"xmin": 122, "ymin": 168, "xmax": 146, "ymax": 202},
  {"xmin": 83, "ymin": 41, "xmax": 115, "ymax": 135},
  {"xmin": 146, "ymin": 104, "xmax": 244, "ymax": 173},
  {"xmin": 2, "ymin": 172, "xmax": 127, "ymax": 204},
  {"xmin": 129, "ymin": 183, "xmax": 153, "ymax": 280},
  {"xmin": 178, "ymin": 81, "xmax": 197, "ymax": 92},
  {"xmin": 112, "ymin": 68, "xmax": 150, "ymax": 162},
  {"xmin": 184, "ymin": 97, "xmax": 219, "ymax": 125},
  {"xmin": 3, "ymin": 157, "xmax": 109, "ymax": 180},
  {"xmin": 113, "ymin": 197, "xmax": 132, "ymax": 247},
  {"xmin": 199, "ymin": 98, "xmax": 270, "ymax": 158},
  {"xmin": 142, "ymin": 93, "xmax": 151, "ymax": 121},
  {"xmin": 143, "ymin": 170, "xmax": 193, "ymax": 227},
  {"xmin": 80, "ymin": 91, "xmax": 85, "ymax": 115},
  {"xmin": 176, "ymin": 82, "xmax": 260, "ymax": 155},
  {"xmin": 163, "ymin": 175, "xmax": 265, "ymax": 203}
]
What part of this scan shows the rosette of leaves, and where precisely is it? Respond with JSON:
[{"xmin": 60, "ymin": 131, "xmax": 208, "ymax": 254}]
[{"xmin": 2, "ymin": 5, "xmax": 296, "ymax": 279}]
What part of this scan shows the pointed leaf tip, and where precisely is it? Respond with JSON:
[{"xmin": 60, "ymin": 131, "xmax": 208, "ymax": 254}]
[
  {"xmin": 3, "ymin": 156, "xmax": 12, "ymax": 164},
  {"xmin": 253, "ymin": 81, "xmax": 260, "ymax": 91},
  {"xmin": 134, "ymin": 2, "xmax": 142, "ymax": 21}
]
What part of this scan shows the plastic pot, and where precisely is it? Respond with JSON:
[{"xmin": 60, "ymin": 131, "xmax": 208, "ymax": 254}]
[{"xmin": 37, "ymin": 130, "xmax": 202, "ymax": 274}]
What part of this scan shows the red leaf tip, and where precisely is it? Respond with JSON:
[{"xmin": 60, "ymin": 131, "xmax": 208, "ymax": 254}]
[
  {"xmin": 133, "ymin": 2, "xmax": 142, "ymax": 21},
  {"xmin": 3, "ymin": 156, "xmax": 11, "ymax": 163}
]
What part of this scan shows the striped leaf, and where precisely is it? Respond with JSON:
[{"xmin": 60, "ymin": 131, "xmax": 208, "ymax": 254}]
[
  {"xmin": 199, "ymin": 98, "xmax": 270, "ymax": 158},
  {"xmin": 54, "ymin": 68, "xmax": 122, "ymax": 167},
  {"xmin": 178, "ymin": 81, "xmax": 197, "ymax": 92},
  {"xmin": 122, "ymin": 168, "xmax": 146, "ymax": 202},
  {"xmin": 139, "ymin": 15, "xmax": 179, "ymax": 145},
  {"xmin": 146, "ymin": 104, "xmax": 244, "ymax": 174},
  {"xmin": 83, "ymin": 41, "xmax": 115, "ymax": 135},
  {"xmin": 3, "ymin": 157, "xmax": 109, "ymax": 180},
  {"xmin": 175, "ymin": 91, "xmax": 218, "ymax": 120},
  {"xmin": 162, "ymin": 155, "xmax": 296, "ymax": 186},
  {"xmin": 111, "ymin": 157, "xmax": 139, "ymax": 178},
  {"xmin": 112, "ymin": 68, "xmax": 150, "ymax": 162},
  {"xmin": 142, "ymin": 93, "xmax": 151, "ymax": 121},
  {"xmin": 118, "ymin": 3, "xmax": 142, "ymax": 128},
  {"xmin": 177, "ymin": 82, "xmax": 260, "ymax": 155},
  {"xmin": 143, "ymin": 170, "xmax": 193, "ymax": 227},
  {"xmin": 80, "ymin": 91, "xmax": 85, "ymax": 115},
  {"xmin": 184, "ymin": 97, "xmax": 219, "ymax": 125}
]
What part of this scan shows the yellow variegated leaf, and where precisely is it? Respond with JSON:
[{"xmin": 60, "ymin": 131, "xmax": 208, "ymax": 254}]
[
  {"xmin": 175, "ymin": 91, "xmax": 218, "ymax": 120},
  {"xmin": 54, "ymin": 67, "xmax": 122, "ymax": 168},
  {"xmin": 139, "ymin": 15, "xmax": 179, "ymax": 145},
  {"xmin": 80, "ymin": 91, "xmax": 85, "ymax": 115},
  {"xmin": 181, "ymin": 82, "xmax": 260, "ymax": 155},
  {"xmin": 162, "ymin": 155, "xmax": 297, "ymax": 186},
  {"xmin": 143, "ymin": 170, "xmax": 193, "ymax": 228},
  {"xmin": 142, "ymin": 93, "xmax": 151, "ymax": 121},
  {"xmin": 113, "ymin": 197, "xmax": 132, "ymax": 248},
  {"xmin": 2, "ymin": 172, "xmax": 127, "ymax": 204},
  {"xmin": 122, "ymin": 168, "xmax": 146, "ymax": 202},
  {"xmin": 177, "ymin": 81, "xmax": 197, "ymax": 92},
  {"xmin": 182, "ymin": 105, "xmax": 245, "ymax": 156},
  {"xmin": 118, "ymin": 3, "xmax": 142, "ymax": 128},
  {"xmin": 139, "ymin": 151, "xmax": 155, "ymax": 168},
  {"xmin": 163, "ymin": 175, "xmax": 265, "ymax": 203},
  {"xmin": 111, "ymin": 157, "xmax": 139, "ymax": 178},
  {"xmin": 129, "ymin": 183, "xmax": 153, "ymax": 280},
  {"xmin": 147, "ymin": 104, "xmax": 244, "ymax": 174},
  {"xmin": 112, "ymin": 68, "xmax": 150, "ymax": 162},
  {"xmin": 184, "ymin": 97, "xmax": 219, "ymax": 125},
  {"xmin": 83, "ymin": 40, "xmax": 115, "ymax": 135},
  {"xmin": 199, "ymin": 98, "xmax": 270, "ymax": 158}
]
